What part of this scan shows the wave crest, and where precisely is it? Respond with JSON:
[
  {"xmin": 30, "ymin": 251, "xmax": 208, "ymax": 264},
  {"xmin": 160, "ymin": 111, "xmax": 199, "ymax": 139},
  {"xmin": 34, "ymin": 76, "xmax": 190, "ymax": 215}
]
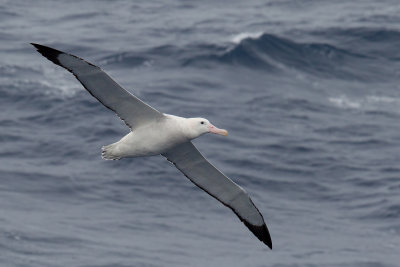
[{"xmin": 99, "ymin": 28, "xmax": 399, "ymax": 80}]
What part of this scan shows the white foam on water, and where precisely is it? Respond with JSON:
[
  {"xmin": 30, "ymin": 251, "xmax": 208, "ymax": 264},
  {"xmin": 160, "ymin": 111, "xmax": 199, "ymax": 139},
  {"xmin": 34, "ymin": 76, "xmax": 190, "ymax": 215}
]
[
  {"xmin": 42, "ymin": 67, "xmax": 81, "ymax": 98},
  {"xmin": 230, "ymin": 32, "xmax": 263, "ymax": 44},
  {"xmin": 329, "ymin": 95, "xmax": 361, "ymax": 109},
  {"xmin": 329, "ymin": 94, "xmax": 400, "ymax": 111},
  {"xmin": 365, "ymin": 95, "xmax": 400, "ymax": 104}
]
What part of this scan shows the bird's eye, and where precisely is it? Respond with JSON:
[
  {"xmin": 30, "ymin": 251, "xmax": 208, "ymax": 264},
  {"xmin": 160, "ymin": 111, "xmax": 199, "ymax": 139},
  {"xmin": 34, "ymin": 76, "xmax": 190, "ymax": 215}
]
[{"xmin": 200, "ymin": 121, "xmax": 205, "ymax": 125}]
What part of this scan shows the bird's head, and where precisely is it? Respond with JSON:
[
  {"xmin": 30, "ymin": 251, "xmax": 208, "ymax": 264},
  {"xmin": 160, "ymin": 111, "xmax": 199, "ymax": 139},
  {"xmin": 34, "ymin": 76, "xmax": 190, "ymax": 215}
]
[{"xmin": 185, "ymin": 118, "xmax": 228, "ymax": 140}]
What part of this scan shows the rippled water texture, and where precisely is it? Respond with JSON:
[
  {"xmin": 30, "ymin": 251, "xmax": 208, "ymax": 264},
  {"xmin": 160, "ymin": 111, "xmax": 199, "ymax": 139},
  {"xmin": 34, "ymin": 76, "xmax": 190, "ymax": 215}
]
[{"xmin": 1, "ymin": 0, "xmax": 400, "ymax": 266}]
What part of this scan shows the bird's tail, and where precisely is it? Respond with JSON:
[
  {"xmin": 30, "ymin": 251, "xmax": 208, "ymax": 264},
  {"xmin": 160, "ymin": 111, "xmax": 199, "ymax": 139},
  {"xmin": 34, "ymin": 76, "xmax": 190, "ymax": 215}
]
[{"xmin": 101, "ymin": 143, "xmax": 121, "ymax": 160}]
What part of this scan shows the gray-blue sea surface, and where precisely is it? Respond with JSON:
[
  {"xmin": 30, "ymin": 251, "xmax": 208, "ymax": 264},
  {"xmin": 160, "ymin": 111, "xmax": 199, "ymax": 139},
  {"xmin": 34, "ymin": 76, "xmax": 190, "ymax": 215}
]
[{"xmin": 1, "ymin": 0, "xmax": 400, "ymax": 266}]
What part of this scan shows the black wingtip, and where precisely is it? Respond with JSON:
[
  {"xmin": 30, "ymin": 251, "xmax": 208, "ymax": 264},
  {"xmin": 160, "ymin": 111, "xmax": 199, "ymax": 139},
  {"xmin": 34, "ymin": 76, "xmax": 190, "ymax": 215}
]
[
  {"xmin": 31, "ymin": 43, "xmax": 63, "ymax": 66},
  {"xmin": 244, "ymin": 221, "xmax": 272, "ymax": 249}
]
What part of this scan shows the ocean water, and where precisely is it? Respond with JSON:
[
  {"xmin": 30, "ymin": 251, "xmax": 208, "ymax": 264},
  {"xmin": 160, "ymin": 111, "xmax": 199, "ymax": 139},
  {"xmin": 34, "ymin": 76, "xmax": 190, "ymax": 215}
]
[{"xmin": 1, "ymin": 0, "xmax": 400, "ymax": 266}]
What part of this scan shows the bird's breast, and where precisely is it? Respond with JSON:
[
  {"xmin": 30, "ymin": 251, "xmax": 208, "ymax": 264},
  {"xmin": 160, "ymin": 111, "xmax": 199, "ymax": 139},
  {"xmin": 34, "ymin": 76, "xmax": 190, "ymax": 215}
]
[{"xmin": 120, "ymin": 118, "xmax": 188, "ymax": 157}]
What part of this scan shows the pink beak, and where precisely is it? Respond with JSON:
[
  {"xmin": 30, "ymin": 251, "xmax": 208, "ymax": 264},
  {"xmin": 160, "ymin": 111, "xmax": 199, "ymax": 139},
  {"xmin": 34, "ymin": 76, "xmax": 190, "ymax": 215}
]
[{"xmin": 209, "ymin": 124, "xmax": 229, "ymax": 136}]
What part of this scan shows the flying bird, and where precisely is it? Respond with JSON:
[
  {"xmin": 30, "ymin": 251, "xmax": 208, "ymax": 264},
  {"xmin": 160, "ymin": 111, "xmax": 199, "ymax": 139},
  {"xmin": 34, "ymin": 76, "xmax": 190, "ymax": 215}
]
[{"xmin": 31, "ymin": 43, "xmax": 272, "ymax": 249}]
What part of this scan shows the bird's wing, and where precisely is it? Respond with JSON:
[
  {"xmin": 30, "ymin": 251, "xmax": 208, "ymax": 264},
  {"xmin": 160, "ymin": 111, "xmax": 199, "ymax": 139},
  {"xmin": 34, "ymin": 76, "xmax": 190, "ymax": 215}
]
[
  {"xmin": 162, "ymin": 141, "xmax": 272, "ymax": 249},
  {"xmin": 31, "ymin": 43, "xmax": 164, "ymax": 130}
]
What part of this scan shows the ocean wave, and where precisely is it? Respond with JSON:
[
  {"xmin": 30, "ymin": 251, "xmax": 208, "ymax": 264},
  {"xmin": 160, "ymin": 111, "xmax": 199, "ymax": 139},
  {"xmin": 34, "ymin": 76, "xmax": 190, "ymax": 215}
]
[
  {"xmin": 215, "ymin": 33, "xmax": 372, "ymax": 77},
  {"xmin": 312, "ymin": 27, "xmax": 400, "ymax": 44},
  {"xmin": 180, "ymin": 32, "xmax": 378, "ymax": 79},
  {"xmin": 310, "ymin": 27, "xmax": 400, "ymax": 59},
  {"xmin": 97, "ymin": 29, "xmax": 396, "ymax": 80}
]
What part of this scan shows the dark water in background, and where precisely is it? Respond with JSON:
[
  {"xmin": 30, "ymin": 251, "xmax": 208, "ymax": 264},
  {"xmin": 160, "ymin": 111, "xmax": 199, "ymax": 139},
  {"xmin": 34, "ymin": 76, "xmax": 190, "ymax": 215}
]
[{"xmin": 1, "ymin": 0, "xmax": 400, "ymax": 266}]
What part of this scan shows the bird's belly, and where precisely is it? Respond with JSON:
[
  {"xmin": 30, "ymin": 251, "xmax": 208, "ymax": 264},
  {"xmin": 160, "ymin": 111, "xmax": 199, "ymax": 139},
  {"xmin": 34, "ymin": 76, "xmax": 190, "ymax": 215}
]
[{"xmin": 115, "ymin": 124, "xmax": 186, "ymax": 157}]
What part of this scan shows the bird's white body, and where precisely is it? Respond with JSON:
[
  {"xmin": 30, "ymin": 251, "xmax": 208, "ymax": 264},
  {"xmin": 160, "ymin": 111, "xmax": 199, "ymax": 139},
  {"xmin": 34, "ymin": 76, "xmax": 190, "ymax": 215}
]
[{"xmin": 102, "ymin": 114, "xmax": 192, "ymax": 159}]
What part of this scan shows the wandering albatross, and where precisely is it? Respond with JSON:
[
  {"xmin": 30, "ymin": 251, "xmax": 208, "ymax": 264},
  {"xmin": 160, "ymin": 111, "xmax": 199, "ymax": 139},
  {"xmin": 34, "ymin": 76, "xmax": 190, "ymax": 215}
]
[{"xmin": 31, "ymin": 43, "xmax": 272, "ymax": 249}]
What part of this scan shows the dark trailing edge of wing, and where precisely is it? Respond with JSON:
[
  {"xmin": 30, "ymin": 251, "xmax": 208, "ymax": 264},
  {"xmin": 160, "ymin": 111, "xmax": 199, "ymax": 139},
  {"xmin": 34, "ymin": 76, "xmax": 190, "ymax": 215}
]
[{"xmin": 163, "ymin": 156, "xmax": 272, "ymax": 249}]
